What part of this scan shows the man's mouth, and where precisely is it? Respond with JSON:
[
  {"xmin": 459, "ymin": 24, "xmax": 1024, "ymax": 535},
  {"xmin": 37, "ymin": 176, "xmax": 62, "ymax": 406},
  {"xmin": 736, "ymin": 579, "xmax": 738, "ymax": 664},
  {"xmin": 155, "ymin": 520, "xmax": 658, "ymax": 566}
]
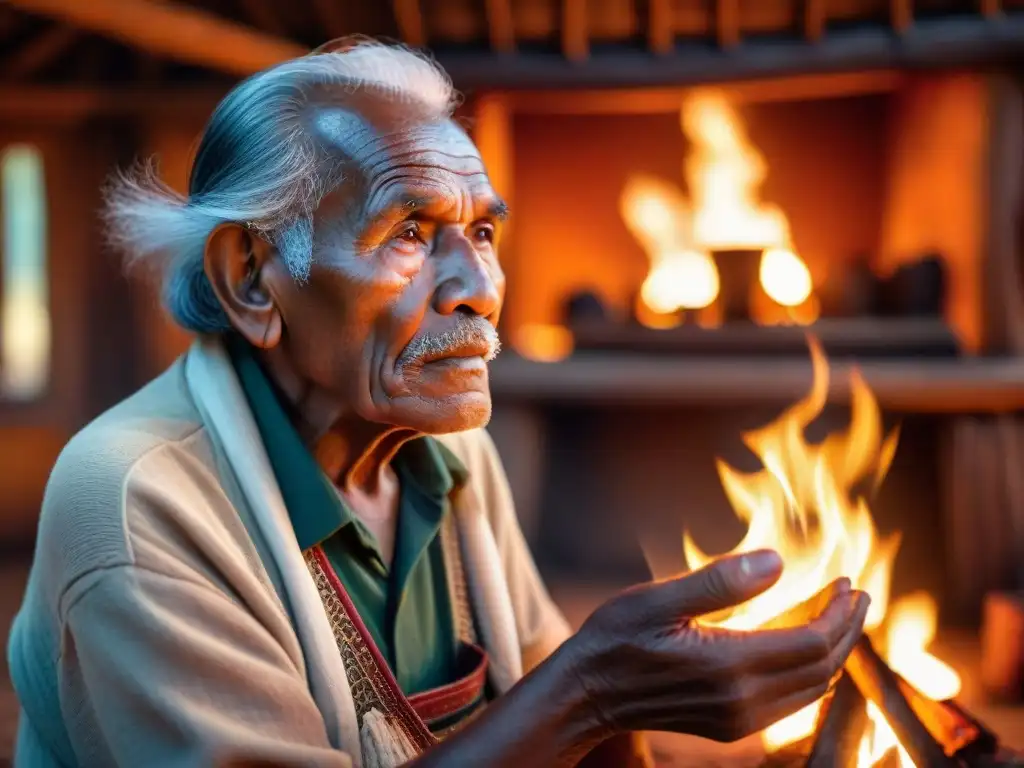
[
  {"xmin": 398, "ymin": 318, "xmax": 502, "ymax": 372},
  {"xmin": 421, "ymin": 339, "xmax": 496, "ymax": 365}
]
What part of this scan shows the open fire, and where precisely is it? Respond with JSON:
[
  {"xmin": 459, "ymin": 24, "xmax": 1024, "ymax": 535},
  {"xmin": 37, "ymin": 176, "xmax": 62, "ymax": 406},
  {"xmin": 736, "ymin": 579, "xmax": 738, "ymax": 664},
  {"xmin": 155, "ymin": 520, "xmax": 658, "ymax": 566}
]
[
  {"xmin": 673, "ymin": 340, "xmax": 1021, "ymax": 766},
  {"xmin": 620, "ymin": 90, "xmax": 817, "ymax": 327}
]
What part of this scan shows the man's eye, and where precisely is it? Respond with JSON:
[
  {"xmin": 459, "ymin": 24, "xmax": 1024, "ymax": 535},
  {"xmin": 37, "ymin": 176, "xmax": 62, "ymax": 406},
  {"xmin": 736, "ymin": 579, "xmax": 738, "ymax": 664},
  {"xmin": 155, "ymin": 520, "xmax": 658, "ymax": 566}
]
[
  {"xmin": 393, "ymin": 225, "xmax": 424, "ymax": 249},
  {"xmin": 472, "ymin": 224, "xmax": 495, "ymax": 245}
]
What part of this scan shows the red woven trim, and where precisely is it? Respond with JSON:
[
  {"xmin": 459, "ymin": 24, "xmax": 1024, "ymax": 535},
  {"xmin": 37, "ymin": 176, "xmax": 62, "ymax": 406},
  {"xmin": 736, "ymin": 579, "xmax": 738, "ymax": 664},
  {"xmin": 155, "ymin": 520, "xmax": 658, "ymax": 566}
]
[
  {"xmin": 309, "ymin": 547, "xmax": 435, "ymax": 750},
  {"xmin": 408, "ymin": 644, "xmax": 489, "ymax": 722}
]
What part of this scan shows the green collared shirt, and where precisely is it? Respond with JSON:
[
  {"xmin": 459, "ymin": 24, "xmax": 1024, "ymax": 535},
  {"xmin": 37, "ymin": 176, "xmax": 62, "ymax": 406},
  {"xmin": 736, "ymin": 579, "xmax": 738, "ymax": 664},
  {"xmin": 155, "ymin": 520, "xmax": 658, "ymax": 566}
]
[{"xmin": 227, "ymin": 337, "xmax": 467, "ymax": 695}]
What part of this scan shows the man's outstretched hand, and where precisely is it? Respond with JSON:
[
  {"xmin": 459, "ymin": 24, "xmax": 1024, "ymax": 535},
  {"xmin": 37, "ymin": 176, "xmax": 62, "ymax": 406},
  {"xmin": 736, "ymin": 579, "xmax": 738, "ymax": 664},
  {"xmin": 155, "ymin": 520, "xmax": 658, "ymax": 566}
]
[
  {"xmin": 214, "ymin": 550, "xmax": 868, "ymax": 768},
  {"xmin": 566, "ymin": 549, "xmax": 869, "ymax": 744}
]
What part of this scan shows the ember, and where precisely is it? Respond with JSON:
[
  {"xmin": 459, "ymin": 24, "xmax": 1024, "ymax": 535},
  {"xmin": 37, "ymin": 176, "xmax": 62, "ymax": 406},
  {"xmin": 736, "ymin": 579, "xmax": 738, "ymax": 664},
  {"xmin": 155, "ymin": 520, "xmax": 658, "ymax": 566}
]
[{"xmin": 677, "ymin": 340, "xmax": 1021, "ymax": 766}]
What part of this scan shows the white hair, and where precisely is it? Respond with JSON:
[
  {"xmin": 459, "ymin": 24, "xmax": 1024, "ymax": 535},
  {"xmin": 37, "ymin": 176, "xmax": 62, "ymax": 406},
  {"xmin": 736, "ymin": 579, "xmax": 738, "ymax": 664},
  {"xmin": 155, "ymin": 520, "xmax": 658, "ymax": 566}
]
[{"xmin": 104, "ymin": 39, "xmax": 457, "ymax": 333}]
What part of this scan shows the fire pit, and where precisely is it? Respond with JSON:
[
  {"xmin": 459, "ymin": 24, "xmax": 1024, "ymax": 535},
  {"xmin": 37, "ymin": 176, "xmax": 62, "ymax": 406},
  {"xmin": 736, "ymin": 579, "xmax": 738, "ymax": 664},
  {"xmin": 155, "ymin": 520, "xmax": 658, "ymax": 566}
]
[
  {"xmin": 761, "ymin": 632, "xmax": 1022, "ymax": 767},
  {"xmin": 670, "ymin": 339, "xmax": 1024, "ymax": 766}
]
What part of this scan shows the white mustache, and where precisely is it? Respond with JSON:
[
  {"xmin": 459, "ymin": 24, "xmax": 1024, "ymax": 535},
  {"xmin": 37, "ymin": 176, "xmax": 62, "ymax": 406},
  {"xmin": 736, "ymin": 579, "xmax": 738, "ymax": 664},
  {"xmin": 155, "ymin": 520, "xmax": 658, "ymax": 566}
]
[{"xmin": 398, "ymin": 317, "xmax": 501, "ymax": 367}]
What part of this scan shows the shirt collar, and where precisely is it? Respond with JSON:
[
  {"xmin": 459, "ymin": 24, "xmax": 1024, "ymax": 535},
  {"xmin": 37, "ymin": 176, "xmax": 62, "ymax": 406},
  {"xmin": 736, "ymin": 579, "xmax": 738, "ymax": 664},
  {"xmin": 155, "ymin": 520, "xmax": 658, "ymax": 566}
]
[{"xmin": 226, "ymin": 335, "xmax": 468, "ymax": 550}]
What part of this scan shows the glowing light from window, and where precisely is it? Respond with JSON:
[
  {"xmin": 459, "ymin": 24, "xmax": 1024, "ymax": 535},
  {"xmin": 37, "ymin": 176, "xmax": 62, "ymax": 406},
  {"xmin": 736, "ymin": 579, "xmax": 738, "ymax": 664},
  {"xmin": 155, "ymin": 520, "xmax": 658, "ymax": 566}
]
[{"xmin": 2, "ymin": 145, "xmax": 50, "ymax": 399}]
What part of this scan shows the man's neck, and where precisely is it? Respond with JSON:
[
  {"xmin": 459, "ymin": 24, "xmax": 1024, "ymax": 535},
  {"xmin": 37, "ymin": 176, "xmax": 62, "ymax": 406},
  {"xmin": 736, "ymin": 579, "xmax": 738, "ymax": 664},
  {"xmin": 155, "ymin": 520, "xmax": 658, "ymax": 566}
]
[{"xmin": 256, "ymin": 345, "xmax": 418, "ymax": 495}]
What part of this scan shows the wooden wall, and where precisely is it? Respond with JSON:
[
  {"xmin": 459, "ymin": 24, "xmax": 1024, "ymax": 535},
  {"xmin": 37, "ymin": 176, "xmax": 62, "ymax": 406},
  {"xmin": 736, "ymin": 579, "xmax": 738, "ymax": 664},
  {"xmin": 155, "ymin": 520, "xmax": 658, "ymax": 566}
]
[
  {"xmin": 0, "ymin": 121, "xmax": 119, "ymax": 542},
  {"xmin": 878, "ymin": 74, "xmax": 988, "ymax": 352},
  {"xmin": 0, "ymin": 110, "xmax": 207, "ymax": 544}
]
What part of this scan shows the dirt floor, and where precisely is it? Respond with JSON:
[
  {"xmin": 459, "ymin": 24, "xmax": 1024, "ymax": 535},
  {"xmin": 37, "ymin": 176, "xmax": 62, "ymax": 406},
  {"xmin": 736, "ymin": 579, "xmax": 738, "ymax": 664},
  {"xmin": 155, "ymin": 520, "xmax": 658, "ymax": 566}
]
[{"xmin": 0, "ymin": 556, "xmax": 1021, "ymax": 766}]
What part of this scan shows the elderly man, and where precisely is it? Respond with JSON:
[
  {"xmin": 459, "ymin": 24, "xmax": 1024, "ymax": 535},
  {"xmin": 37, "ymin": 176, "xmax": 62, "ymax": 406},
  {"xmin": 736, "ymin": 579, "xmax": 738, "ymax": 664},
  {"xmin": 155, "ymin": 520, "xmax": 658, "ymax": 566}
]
[{"xmin": 7, "ymin": 40, "xmax": 868, "ymax": 768}]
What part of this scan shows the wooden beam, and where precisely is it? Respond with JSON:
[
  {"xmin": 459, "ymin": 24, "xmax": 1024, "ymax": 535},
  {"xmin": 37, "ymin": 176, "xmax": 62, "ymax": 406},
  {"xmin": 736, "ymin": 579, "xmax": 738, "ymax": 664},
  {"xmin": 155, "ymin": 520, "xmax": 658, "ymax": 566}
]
[
  {"xmin": 310, "ymin": 0, "xmax": 348, "ymax": 40},
  {"xmin": 487, "ymin": 354, "xmax": 1024, "ymax": 414},
  {"xmin": 981, "ymin": 0, "xmax": 1002, "ymax": 17},
  {"xmin": 648, "ymin": 0, "xmax": 673, "ymax": 55},
  {"xmin": 506, "ymin": 70, "xmax": 905, "ymax": 115},
  {"xmin": 716, "ymin": 0, "xmax": 740, "ymax": 48},
  {"xmin": 392, "ymin": 0, "xmax": 426, "ymax": 48},
  {"xmin": 4, "ymin": 0, "xmax": 306, "ymax": 77},
  {"xmin": 804, "ymin": 0, "xmax": 826, "ymax": 42},
  {"xmin": 484, "ymin": 0, "xmax": 516, "ymax": 54},
  {"xmin": 561, "ymin": 0, "xmax": 588, "ymax": 61},
  {"xmin": 435, "ymin": 15, "xmax": 1024, "ymax": 89},
  {"xmin": 891, "ymin": 0, "xmax": 913, "ymax": 34},
  {"xmin": 4, "ymin": 24, "xmax": 78, "ymax": 79}
]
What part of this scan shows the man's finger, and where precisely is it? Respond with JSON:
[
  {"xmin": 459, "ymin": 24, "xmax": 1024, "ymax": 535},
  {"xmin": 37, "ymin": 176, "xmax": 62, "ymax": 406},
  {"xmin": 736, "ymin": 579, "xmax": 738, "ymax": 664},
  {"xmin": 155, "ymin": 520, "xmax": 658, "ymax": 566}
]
[
  {"xmin": 736, "ymin": 591, "xmax": 870, "ymax": 672},
  {"xmin": 746, "ymin": 594, "xmax": 869, "ymax": 699},
  {"xmin": 728, "ymin": 680, "xmax": 836, "ymax": 743},
  {"xmin": 641, "ymin": 549, "xmax": 784, "ymax": 620},
  {"xmin": 760, "ymin": 577, "xmax": 851, "ymax": 631}
]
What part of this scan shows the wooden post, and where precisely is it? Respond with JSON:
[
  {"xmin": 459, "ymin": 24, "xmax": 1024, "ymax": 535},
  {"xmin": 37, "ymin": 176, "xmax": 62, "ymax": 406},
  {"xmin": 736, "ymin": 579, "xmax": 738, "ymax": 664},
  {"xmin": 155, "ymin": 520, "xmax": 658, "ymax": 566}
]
[
  {"xmin": 484, "ymin": 0, "xmax": 516, "ymax": 53},
  {"xmin": 981, "ymin": 0, "xmax": 1002, "ymax": 17},
  {"xmin": 804, "ymin": 0, "xmax": 826, "ymax": 42},
  {"xmin": 561, "ymin": 0, "xmax": 589, "ymax": 61},
  {"xmin": 648, "ymin": 0, "xmax": 673, "ymax": 55},
  {"xmin": 716, "ymin": 0, "xmax": 740, "ymax": 48},
  {"xmin": 980, "ymin": 76, "xmax": 1024, "ymax": 355},
  {"xmin": 392, "ymin": 0, "xmax": 427, "ymax": 48},
  {"xmin": 891, "ymin": 0, "xmax": 913, "ymax": 34}
]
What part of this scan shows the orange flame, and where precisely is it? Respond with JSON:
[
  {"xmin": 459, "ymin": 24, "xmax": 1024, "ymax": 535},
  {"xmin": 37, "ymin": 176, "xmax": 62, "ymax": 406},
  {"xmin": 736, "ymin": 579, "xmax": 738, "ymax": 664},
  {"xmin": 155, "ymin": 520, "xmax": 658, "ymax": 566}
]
[
  {"xmin": 681, "ymin": 340, "xmax": 959, "ymax": 765},
  {"xmin": 620, "ymin": 89, "xmax": 815, "ymax": 322}
]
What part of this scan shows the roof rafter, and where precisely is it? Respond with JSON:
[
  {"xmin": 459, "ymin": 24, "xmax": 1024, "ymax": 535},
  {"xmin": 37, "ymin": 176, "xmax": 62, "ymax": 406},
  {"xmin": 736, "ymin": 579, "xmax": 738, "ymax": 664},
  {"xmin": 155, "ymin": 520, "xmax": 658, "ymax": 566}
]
[
  {"xmin": 484, "ymin": 0, "xmax": 515, "ymax": 53},
  {"xmin": 5, "ymin": 0, "xmax": 305, "ymax": 77},
  {"xmin": 4, "ymin": 23, "xmax": 78, "ymax": 79},
  {"xmin": 392, "ymin": 0, "xmax": 426, "ymax": 48}
]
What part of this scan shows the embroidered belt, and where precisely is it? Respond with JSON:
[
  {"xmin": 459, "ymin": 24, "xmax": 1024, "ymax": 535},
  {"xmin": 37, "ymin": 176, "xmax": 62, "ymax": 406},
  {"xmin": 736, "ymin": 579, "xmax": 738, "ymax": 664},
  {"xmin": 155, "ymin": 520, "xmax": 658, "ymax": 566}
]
[{"xmin": 304, "ymin": 513, "xmax": 488, "ymax": 751}]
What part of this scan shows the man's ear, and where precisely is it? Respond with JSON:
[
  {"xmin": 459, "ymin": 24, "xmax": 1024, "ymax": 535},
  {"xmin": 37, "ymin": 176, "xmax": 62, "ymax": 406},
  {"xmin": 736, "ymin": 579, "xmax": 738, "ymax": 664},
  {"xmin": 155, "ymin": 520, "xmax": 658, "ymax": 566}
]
[{"xmin": 203, "ymin": 223, "xmax": 283, "ymax": 349}]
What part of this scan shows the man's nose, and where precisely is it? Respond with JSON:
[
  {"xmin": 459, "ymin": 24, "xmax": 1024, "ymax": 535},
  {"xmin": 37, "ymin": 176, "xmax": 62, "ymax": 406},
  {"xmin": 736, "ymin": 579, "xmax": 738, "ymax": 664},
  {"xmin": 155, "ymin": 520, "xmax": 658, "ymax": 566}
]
[{"xmin": 432, "ymin": 234, "xmax": 502, "ymax": 318}]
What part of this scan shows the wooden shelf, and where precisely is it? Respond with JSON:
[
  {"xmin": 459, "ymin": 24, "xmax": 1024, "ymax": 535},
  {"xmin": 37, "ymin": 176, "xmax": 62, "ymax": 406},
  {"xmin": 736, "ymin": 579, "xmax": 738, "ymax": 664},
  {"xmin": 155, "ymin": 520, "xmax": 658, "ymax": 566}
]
[
  {"xmin": 569, "ymin": 318, "xmax": 960, "ymax": 359},
  {"xmin": 488, "ymin": 353, "xmax": 1024, "ymax": 413}
]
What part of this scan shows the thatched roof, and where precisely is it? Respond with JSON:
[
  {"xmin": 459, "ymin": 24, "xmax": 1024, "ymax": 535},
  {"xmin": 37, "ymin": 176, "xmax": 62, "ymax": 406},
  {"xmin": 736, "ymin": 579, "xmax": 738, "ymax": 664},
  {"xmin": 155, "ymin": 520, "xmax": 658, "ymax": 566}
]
[{"xmin": 2, "ymin": 0, "xmax": 1023, "ymax": 91}]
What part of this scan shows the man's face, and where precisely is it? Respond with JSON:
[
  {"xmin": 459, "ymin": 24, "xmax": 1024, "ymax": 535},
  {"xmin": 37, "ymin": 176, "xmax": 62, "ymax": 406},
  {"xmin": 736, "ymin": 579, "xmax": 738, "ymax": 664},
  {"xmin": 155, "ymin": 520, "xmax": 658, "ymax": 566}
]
[{"xmin": 267, "ymin": 111, "xmax": 506, "ymax": 435}]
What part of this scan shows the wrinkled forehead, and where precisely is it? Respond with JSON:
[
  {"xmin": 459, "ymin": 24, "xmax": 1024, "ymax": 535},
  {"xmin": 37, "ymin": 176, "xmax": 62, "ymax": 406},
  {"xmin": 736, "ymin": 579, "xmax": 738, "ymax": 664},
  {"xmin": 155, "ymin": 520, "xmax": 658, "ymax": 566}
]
[
  {"xmin": 310, "ymin": 103, "xmax": 482, "ymax": 178},
  {"xmin": 308, "ymin": 102, "xmax": 496, "ymax": 227}
]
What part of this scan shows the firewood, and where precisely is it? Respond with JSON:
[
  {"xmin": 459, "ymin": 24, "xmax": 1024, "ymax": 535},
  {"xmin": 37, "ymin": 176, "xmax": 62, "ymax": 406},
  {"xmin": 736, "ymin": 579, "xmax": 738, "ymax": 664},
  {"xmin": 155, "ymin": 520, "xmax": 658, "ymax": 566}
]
[
  {"xmin": 806, "ymin": 673, "xmax": 868, "ymax": 767},
  {"xmin": 845, "ymin": 635, "xmax": 960, "ymax": 768},
  {"xmin": 941, "ymin": 699, "xmax": 1000, "ymax": 756},
  {"xmin": 895, "ymin": 676, "xmax": 997, "ymax": 757}
]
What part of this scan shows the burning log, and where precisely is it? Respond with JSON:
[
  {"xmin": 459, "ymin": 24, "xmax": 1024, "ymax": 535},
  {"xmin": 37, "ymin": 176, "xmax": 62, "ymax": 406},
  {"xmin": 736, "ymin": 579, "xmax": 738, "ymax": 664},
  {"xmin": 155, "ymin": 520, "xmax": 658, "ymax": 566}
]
[
  {"xmin": 844, "ymin": 635, "xmax": 960, "ymax": 768},
  {"xmin": 896, "ymin": 676, "xmax": 996, "ymax": 758},
  {"xmin": 805, "ymin": 674, "xmax": 869, "ymax": 767},
  {"xmin": 757, "ymin": 634, "xmax": 1023, "ymax": 767}
]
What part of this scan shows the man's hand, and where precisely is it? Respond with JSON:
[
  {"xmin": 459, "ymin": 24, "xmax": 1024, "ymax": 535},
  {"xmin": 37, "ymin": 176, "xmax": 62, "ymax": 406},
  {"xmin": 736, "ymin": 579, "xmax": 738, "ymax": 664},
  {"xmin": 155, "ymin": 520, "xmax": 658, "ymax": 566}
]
[
  {"xmin": 567, "ymin": 549, "xmax": 869, "ymax": 743},
  {"xmin": 415, "ymin": 549, "xmax": 867, "ymax": 767}
]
